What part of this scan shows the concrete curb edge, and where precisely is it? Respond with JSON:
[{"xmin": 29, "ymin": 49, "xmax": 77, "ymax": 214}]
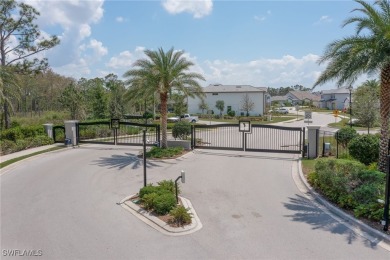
[{"xmin": 119, "ymin": 194, "xmax": 203, "ymax": 236}]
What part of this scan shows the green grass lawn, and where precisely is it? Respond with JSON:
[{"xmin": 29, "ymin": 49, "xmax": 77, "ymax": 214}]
[
  {"xmin": 328, "ymin": 118, "xmax": 379, "ymax": 132},
  {"xmin": 200, "ymin": 115, "xmax": 303, "ymax": 124},
  {"xmin": 301, "ymin": 158, "xmax": 317, "ymax": 177}
]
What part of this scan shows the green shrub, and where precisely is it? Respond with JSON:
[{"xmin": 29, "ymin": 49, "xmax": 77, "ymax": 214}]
[
  {"xmin": 354, "ymin": 203, "xmax": 384, "ymax": 221},
  {"xmin": 30, "ymin": 135, "xmax": 54, "ymax": 147},
  {"xmin": 314, "ymin": 158, "xmax": 365, "ymax": 208},
  {"xmin": 335, "ymin": 127, "xmax": 357, "ymax": 148},
  {"xmin": 172, "ymin": 121, "xmax": 191, "ymax": 140},
  {"xmin": 348, "ymin": 134, "xmax": 379, "ymax": 165},
  {"xmin": 157, "ymin": 179, "xmax": 178, "ymax": 195},
  {"xmin": 139, "ymin": 185, "xmax": 160, "ymax": 199},
  {"xmin": 153, "ymin": 193, "xmax": 177, "ymax": 215},
  {"xmin": 0, "ymin": 140, "xmax": 17, "ymax": 155},
  {"xmin": 142, "ymin": 193, "xmax": 158, "ymax": 210},
  {"xmin": 311, "ymin": 159, "xmax": 386, "ymax": 220},
  {"xmin": 1, "ymin": 127, "xmax": 23, "ymax": 142},
  {"xmin": 145, "ymin": 146, "xmax": 183, "ymax": 158},
  {"xmin": 227, "ymin": 110, "xmax": 236, "ymax": 117},
  {"xmin": 143, "ymin": 111, "xmax": 154, "ymax": 119},
  {"xmin": 169, "ymin": 206, "xmax": 192, "ymax": 226},
  {"xmin": 16, "ymin": 138, "xmax": 31, "ymax": 151},
  {"xmin": 20, "ymin": 125, "xmax": 45, "ymax": 138}
]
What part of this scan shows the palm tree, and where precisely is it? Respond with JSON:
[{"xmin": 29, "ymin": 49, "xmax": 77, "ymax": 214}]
[
  {"xmin": 124, "ymin": 47, "xmax": 205, "ymax": 148},
  {"xmin": 313, "ymin": 0, "xmax": 390, "ymax": 173}
]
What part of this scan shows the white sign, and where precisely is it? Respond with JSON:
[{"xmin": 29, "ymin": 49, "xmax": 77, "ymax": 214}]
[
  {"xmin": 304, "ymin": 111, "xmax": 312, "ymax": 119},
  {"xmin": 239, "ymin": 121, "xmax": 251, "ymax": 132}
]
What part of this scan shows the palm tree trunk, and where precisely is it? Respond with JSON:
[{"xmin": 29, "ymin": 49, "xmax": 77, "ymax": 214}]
[
  {"xmin": 379, "ymin": 67, "xmax": 390, "ymax": 173},
  {"xmin": 160, "ymin": 92, "xmax": 168, "ymax": 148}
]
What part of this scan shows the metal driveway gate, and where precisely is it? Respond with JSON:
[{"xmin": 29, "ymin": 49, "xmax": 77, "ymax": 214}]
[
  {"xmin": 117, "ymin": 122, "xmax": 160, "ymax": 146},
  {"xmin": 192, "ymin": 124, "xmax": 304, "ymax": 154}
]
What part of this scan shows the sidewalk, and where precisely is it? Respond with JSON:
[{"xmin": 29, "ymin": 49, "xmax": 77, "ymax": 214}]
[{"xmin": 0, "ymin": 143, "xmax": 65, "ymax": 163}]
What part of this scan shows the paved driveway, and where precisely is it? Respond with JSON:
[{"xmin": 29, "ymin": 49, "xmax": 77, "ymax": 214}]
[{"xmin": 1, "ymin": 145, "xmax": 389, "ymax": 259}]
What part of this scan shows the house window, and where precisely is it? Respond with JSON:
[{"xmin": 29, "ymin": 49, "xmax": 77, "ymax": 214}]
[
  {"xmin": 212, "ymin": 93, "xmax": 218, "ymax": 95},
  {"xmin": 227, "ymin": 106, "xmax": 232, "ymax": 112}
]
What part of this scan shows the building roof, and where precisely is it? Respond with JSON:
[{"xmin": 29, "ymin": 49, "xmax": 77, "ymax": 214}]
[
  {"xmin": 202, "ymin": 84, "xmax": 267, "ymax": 93},
  {"xmin": 271, "ymin": 95, "xmax": 287, "ymax": 102},
  {"xmin": 321, "ymin": 87, "xmax": 351, "ymax": 95},
  {"xmin": 288, "ymin": 91, "xmax": 321, "ymax": 102}
]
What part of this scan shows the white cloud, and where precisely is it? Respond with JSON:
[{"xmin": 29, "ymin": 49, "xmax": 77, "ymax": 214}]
[
  {"xmin": 162, "ymin": 0, "xmax": 213, "ymax": 18},
  {"xmin": 314, "ymin": 15, "xmax": 333, "ymax": 25},
  {"xmin": 107, "ymin": 51, "xmax": 134, "ymax": 69},
  {"xmin": 22, "ymin": 0, "xmax": 105, "ymax": 69},
  {"xmin": 254, "ymin": 10, "xmax": 271, "ymax": 22},
  {"xmin": 88, "ymin": 39, "xmax": 108, "ymax": 57},
  {"xmin": 116, "ymin": 16, "xmax": 125, "ymax": 23},
  {"xmin": 202, "ymin": 54, "xmax": 324, "ymax": 88}
]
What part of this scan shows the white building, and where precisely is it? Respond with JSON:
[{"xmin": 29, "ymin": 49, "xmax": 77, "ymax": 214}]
[
  {"xmin": 319, "ymin": 87, "xmax": 352, "ymax": 110},
  {"xmin": 188, "ymin": 84, "xmax": 268, "ymax": 116}
]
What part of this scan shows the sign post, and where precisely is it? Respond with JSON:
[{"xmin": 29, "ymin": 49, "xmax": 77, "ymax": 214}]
[
  {"xmin": 333, "ymin": 110, "xmax": 339, "ymax": 123},
  {"xmin": 239, "ymin": 121, "xmax": 251, "ymax": 151}
]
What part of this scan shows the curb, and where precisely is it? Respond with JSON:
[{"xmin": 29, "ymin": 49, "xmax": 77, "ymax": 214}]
[
  {"xmin": 119, "ymin": 194, "xmax": 203, "ymax": 236},
  {"xmin": 294, "ymin": 159, "xmax": 390, "ymax": 250}
]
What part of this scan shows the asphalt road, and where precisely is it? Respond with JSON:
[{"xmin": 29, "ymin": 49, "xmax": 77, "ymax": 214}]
[{"xmin": 1, "ymin": 145, "xmax": 389, "ymax": 259}]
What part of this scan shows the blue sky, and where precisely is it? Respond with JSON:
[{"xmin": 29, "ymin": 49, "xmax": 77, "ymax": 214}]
[{"xmin": 23, "ymin": 0, "xmax": 375, "ymax": 90}]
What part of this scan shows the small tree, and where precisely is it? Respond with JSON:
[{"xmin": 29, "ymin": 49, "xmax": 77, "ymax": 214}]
[
  {"xmin": 348, "ymin": 134, "xmax": 380, "ymax": 165},
  {"xmin": 241, "ymin": 93, "xmax": 255, "ymax": 116},
  {"xmin": 172, "ymin": 93, "xmax": 187, "ymax": 118},
  {"xmin": 215, "ymin": 100, "xmax": 224, "ymax": 117},
  {"xmin": 198, "ymin": 99, "xmax": 208, "ymax": 114},
  {"xmin": 353, "ymin": 80, "xmax": 380, "ymax": 133},
  {"xmin": 335, "ymin": 127, "xmax": 358, "ymax": 149}
]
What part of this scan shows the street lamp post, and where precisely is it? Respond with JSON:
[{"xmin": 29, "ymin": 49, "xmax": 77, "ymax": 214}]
[{"xmin": 347, "ymin": 85, "xmax": 353, "ymax": 127}]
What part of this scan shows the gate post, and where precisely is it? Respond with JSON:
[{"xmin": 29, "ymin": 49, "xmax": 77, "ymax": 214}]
[
  {"xmin": 306, "ymin": 125, "xmax": 321, "ymax": 159},
  {"xmin": 43, "ymin": 123, "xmax": 53, "ymax": 138},
  {"xmin": 64, "ymin": 120, "xmax": 79, "ymax": 146}
]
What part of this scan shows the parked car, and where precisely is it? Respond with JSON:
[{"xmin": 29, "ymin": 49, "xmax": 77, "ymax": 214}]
[
  {"xmin": 269, "ymin": 108, "xmax": 289, "ymax": 114},
  {"xmin": 168, "ymin": 114, "xmax": 199, "ymax": 123}
]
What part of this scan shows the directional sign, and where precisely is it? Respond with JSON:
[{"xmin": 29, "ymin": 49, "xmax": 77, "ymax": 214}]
[{"xmin": 239, "ymin": 121, "xmax": 251, "ymax": 133}]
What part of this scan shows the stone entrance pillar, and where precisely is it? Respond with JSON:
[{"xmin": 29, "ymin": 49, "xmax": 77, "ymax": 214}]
[{"xmin": 64, "ymin": 120, "xmax": 78, "ymax": 146}]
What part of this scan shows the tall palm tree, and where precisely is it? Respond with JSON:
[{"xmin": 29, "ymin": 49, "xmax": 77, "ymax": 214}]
[
  {"xmin": 124, "ymin": 47, "xmax": 205, "ymax": 148},
  {"xmin": 313, "ymin": 0, "xmax": 390, "ymax": 173}
]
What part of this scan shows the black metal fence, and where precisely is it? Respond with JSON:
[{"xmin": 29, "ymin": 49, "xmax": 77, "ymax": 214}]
[
  {"xmin": 77, "ymin": 121, "xmax": 114, "ymax": 145},
  {"xmin": 318, "ymin": 130, "xmax": 349, "ymax": 158},
  {"xmin": 192, "ymin": 124, "xmax": 242, "ymax": 151},
  {"xmin": 246, "ymin": 125, "xmax": 304, "ymax": 154},
  {"xmin": 117, "ymin": 122, "xmax": 160, "ymax": 146},
  {"xmin": 192, "ymin": 124, "xmax": 304, "ymax": 154},
  {"xmin": 75, "ymin": 120, "xmax": 160, "ymax": 146}
]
